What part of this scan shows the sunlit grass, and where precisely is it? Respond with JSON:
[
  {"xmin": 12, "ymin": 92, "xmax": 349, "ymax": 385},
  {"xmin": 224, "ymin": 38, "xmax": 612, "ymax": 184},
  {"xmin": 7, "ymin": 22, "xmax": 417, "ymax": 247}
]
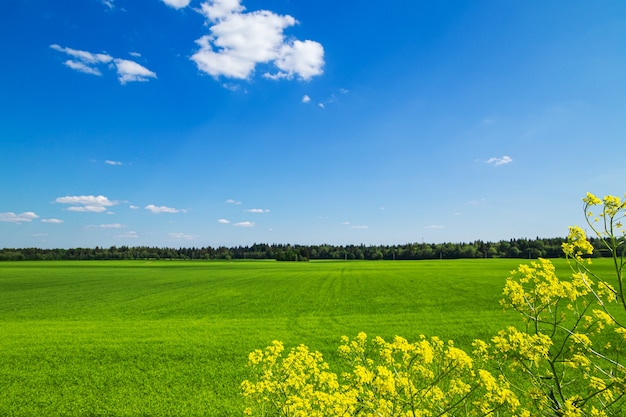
[{"xmin": 0, "ymin": 258, "xmax": 613, "ymax": 416}]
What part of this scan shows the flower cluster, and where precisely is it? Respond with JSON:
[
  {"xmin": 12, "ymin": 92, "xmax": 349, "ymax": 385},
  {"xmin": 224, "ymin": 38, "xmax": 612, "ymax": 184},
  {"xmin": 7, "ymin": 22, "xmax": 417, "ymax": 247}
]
[
  {"xmin": 497, "ymin": 258, "xmax": 626, "ymax": 416},
  {"xmin": 242, "ymin": 333, "xmax": 520, "ymax": 416}
]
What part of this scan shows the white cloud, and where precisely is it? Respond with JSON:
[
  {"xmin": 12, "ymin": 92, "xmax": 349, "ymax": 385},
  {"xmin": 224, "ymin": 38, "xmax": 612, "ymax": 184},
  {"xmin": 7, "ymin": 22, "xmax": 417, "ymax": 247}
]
[
  {"xmin": 351, "ymin": 225, "xmax": 368, "ymax": 229},
  {"xmin": 161, "ymin": 0, "xmax": 191, "ymax": 9},
  {"xmin": 339, "ymin": 88, "xmax": 349, "ymax": 94},
  {"xmin": 341, "ymin": 221, "xmax": 350, "ymax": 225},
  {"xmin": 116, "ymin": 231, "xmax": 138, "ymax": 238},
  {"xmin": 302, "ymin": 95, "xmax": 311, "ymax": 103},
  {"xmin": 191, "ymin": 0, "xmax": 324, "ymax": 81},
  {"xmin": 199, "ymin": 0, "xmax": 244, "ymax": 20},
  {"xmin": 64, "ymin": 60, "xmax": 103, "ymax": 76},
  {"xmin": 245, "ymin": 208, "xmax": 270, "ymax": 213},
  {"xmin": 267, "ymin": 40, "xmax": 325, "ymax": 80},
  {"xmin": 234, "ymin": 221, "xmax": 255, "ymax": 227},
  {"xmin": 99, "ymin": 223, "xmax": 125, "ymax": 228},
  {"xmin": 425, "ymin": 225, "xmax": 445, "ymax": 229},
  {"xmin": 170, "ymin": 232, "xmax": 195, "ymax": 240},
  {"xmin": 0, "ymin": 212, "xmax": 39, "ymax": 223},
  {"xmin": 225, "ymin": 199, "xmax": 241, "ymax": 204},
  {"xmin": 50, "ymin": 44, "xmax": 156, "ymax": 85},
  {"xmin": 105, "ymin": 160, "xmax": 122, "ymax": 165},
  {"xmin": 217, "ymin": 218, "xmax": 230, "ymax": 224},
  {"xmin": 145, "ymin": 204, "xmax": 183, "ymax": 214},
  {"xmin": 113, "ymin": 59, "xmax": 157, "ymax": 84},
  {"xmin": 318, "ymin": 103, "xmax": 325, "ymax": 109},
  {"xmin": 41, "ymin": 218, "xmax": 64, "ymax": 224},
  {"xmin": 50, "ymin": 44, "xmax": 112, "ymax": 65},
  {"xmin": 56, "ymin": 195, "xmax": 118, "ymax": 213},
  {"xmin": 102, "ymin": 0, "xmax": 114, "ymax": 9},
  {"xmin": 68, "ymin": 206, "xmax": 108, "ymax": 213},
  {"xmin": 129, "ymin": 205, "xmax": 140, "ymax": 209},
  {"xmin": 486, "ymin": 155, "xmax": 513, "ymax": 166}
]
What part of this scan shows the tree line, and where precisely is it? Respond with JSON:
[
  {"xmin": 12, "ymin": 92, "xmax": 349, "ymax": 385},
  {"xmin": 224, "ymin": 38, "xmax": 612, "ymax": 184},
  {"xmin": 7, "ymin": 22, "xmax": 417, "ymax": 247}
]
[{"xmin": 0, "ymin": 237, "xmax": 614, "ymax": 261}]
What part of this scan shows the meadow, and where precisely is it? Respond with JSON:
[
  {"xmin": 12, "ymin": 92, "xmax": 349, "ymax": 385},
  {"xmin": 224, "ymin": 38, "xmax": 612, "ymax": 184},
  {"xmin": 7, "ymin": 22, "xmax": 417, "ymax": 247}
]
[{"xmin": 0, "ymin": 258, "xmax": 611, "ymax": 416}]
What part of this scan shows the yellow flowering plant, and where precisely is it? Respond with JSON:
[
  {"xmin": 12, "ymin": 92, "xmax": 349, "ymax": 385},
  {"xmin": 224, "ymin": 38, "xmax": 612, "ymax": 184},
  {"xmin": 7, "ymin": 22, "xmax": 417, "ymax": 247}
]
[{"xmin": 242, "ymin": 193, "xmax": 626, "ymax": 416}]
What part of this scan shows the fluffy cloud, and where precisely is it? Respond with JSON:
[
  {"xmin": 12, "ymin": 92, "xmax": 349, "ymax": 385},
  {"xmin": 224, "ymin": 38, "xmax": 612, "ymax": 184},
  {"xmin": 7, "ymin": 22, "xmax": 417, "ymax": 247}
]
[
  {"xmin": 217, "ymin": 218, "xmax": 230, "ymax": 224},
  {"xmin": 191, "ymin": 0, "xmax": 324, "ymax": 81},
  {"xmin": 266, "ymin": 40, "xmax": 325, "ymax": 80},
  {"xmin": 50, "ymin": 44, "xmax": 156, "ymax": 85},
  {"xmin": 145, "ymin": 204, "xmax": 184, "ymax": 214},
  {"xmin": 0, "ymin": 212, "xmax": 39, "ymax": 223},
  {"xmin": 234, "ymin": 221, "xmax": 255, "ymax": 227},
  {"xmin": 56, "ymin": 195, "xmax": 118, "ymax": 213},
  {"xmin": 41, "ymin": 218, "xmax": 64, "ymax": 224},
  {"xmin": 302, "ymin": 95, "xmax": 311, "ymax": 103},
  {"xmin": 161, "ymin": 0, "xmax": 191, "ymax": 9},
  {"xmin": 486, "ymin": 156, "xmax": 513, "ymax": 166},
  {"xmin": 245, "ymin": 208, "xmax": 270, "ymax": 213}
]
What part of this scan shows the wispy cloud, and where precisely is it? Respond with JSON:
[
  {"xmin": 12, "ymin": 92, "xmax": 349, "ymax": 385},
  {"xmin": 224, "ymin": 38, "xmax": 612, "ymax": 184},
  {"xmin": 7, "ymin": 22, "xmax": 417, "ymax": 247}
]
[
  {"xmin": 116, "ymin": 231, "xmax": 138, "ymax": 238},
  {"xmin": 145, "ymin": 204, "xmax": 184, "ymax": 214},
  {"xmin": 245, "ymin": 208, "xmax": 270, "ymax": 213},
  {"xmin": 56, "ymin": 195, "xmax": 118, "ymax": 213},
  {"xmin": 351, "ymin": 225, "xmax": 368, "ymax": 229},
  {"xmin": 169, "ymin": 232, "xmax": 196, "ymax": 240},
  {"xmin": 105, "ymin": 160, "xmax": 122, "ymax": 165},
  {"xmin": 0, "ymin": 212, "xmax": 39, "ymax": 223},
  {"xmin": 191, "ymin": 0, "xmax": 324, "ymax": 81},
  {"xmin": 99, "ymin": 223, "xmax": 125, "ymax": 228},
  {"xmin": 425, "ymin": 225, "xmax": 445, "ymax": 229},
  {"xmin": 41, "ymin": 218, "xmax": 64, "ymax": 224},
  {"xmin": 468, "ymin": 198, "xmax": 486, "ymax": 206},
  {"xmin": 234, "ymin": 221, "xmax": 255, "ymax": 227},
  {"xmin": 50, "ymin": 44, "xmax": 156, "ymax": 85},
  {"xmin": 217, "ymin": 218, "xmax": 230, "ymax": 224},
  {"xmin": 225, "ymin": 199, "xmax": 242, "ymax": 205},
  {"xmin": 486, "ymin": 155, "xmax": 513, "ymax": 166}
]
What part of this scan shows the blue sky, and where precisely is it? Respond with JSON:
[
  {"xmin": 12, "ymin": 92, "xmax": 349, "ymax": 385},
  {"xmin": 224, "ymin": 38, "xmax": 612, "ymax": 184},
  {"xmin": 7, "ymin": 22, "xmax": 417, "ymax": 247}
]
[{"xmin": 1, "ymin": 0, "xmax": 625, "ymax": 249}]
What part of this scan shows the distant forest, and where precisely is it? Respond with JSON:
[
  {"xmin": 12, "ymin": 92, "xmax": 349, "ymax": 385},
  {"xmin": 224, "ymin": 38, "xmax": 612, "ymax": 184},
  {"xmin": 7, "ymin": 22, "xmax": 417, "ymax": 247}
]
[{"xmin": 0, "ymin": 237, "xmax": 613, "ymax": 261}]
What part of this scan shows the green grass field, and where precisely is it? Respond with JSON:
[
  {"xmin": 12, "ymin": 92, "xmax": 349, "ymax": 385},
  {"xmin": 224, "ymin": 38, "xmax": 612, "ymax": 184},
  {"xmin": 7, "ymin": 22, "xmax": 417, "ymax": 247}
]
[{"xmin": 0, "ymin": 258, "xmax": 613, "ymax": 416}]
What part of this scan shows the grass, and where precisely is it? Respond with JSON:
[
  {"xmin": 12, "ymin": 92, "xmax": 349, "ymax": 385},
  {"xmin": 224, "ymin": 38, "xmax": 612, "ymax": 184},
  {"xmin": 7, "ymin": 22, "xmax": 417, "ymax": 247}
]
[{"xmin": 0, "ymin": 258, "xmax": 614, "ymax": 416}]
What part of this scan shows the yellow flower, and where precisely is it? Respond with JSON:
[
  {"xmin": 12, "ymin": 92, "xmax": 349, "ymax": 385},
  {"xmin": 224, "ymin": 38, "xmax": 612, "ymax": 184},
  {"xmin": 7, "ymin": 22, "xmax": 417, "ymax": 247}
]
[{"xmin": 583, "ymin": 192, "xmax": 602, "ymax": 206}]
